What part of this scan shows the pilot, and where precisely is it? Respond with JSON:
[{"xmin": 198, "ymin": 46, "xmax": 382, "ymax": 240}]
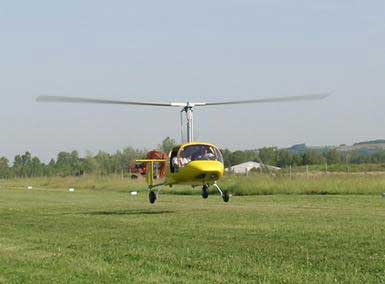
[
  {"xmin": 194, "ymin": 147, "xmax": 215, "ymax": 160},
  {"xmin": 192, "ymin": 146, "xmax": 205, "ymax": 160},
  {"xmin": 172, "ymin": 156, "xmax": 179, "ymax": 172},
  {"xmin": 180, "ymin": 156, "xmax": 190, "ymax": 166},
  {"xmin": 205, "ymin": 148, "xmax": 215, "ymax": 160}
]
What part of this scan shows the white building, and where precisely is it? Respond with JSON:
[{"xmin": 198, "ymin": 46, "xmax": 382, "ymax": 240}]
[{"xmin": 230, "ymin": 161, "xmax": 280, "ymax": 174}]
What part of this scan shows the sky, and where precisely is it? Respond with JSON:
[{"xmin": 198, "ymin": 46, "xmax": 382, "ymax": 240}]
[{"xmin": 0, "ymin": 0, "xmax": 384, "ymax": 161}]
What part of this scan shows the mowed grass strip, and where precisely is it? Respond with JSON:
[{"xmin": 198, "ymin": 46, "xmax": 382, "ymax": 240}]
[{"xmin": 0, "ymin": 188, "xmax": 385, "ymax": 283}]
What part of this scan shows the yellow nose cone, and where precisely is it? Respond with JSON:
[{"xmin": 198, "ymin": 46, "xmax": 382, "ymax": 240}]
[{"xmin": 181, "ymin": 160, "xmax": 224, "ymax": 183}]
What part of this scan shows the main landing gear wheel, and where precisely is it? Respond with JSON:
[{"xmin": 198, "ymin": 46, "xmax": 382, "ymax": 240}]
[
  {"xmin": 222, "ymin": 190, "xmax": 230, "ymax": 203},
  {"xmin": 213, "ymin": 183, "xmax": 231, "ymax": 203},
  {"xmin": 202, "ymin": 185, "xmax": 209, "ymax": 199},
  {"xmin": 149, "ymin": 191, "xmax": 157, "ymax": 204}
]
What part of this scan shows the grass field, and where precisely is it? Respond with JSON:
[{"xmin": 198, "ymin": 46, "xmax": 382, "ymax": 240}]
[
  {"xmin": 3, "ymin": 173, "xmax": 385, "ymax": 196},
  {"xmin": 1, "ymin": 184, "xmax": 385, "ymax": 283}
]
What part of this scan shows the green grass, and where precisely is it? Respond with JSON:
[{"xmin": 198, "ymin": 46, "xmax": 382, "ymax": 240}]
[
  {"xmin": 1, "ymin": 186, "xmax": 385, "ymax": 283},
  {"xmin": 285, "ymin": 163, "xmax": 385, "ymax": 173},
  {"xmin": 219, "ymin": 174, "xmax": 385, "ymax": 196},
  {"xmin": 3, "ymin": 173, "xmax": 385, "ymax": 196}
]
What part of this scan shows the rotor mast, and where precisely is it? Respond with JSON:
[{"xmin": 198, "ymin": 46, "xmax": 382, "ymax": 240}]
[{"xmin": 183, "ymin": 104, "xmax": 194, "ymax": 143}]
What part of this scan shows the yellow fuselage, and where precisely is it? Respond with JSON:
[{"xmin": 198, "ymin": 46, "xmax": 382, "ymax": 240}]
[
  {"xmin": 165, "ymin": 160, "xmax": 224, "ymax": 186},
  {"xmin": 137, "ymin": 142, "xmax": 225, "ymax": 188},
  {"xmin": 165, "ymin": 142, "xmax": 224, "ymax": 187}
]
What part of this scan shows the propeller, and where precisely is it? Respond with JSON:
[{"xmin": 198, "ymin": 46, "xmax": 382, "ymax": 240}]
[{"xmin": 36, "ymin": 93, "xmax": 329, "ymax": 107}]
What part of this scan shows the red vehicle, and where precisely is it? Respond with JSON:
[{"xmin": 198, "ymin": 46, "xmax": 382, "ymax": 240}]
[{"xmin": 129, "ymin": 151, "xmax": 168, "ymax": 179}]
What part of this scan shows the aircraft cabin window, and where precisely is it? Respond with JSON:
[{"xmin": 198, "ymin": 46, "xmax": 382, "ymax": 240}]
[{"xmin": 178, "ymin": 145, "xmax": 223, "ymax": 167}]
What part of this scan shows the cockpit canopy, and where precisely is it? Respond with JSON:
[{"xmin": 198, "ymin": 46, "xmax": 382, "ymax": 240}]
[
  {"xmin": 180, "ymin": 144, "xmax": 223, "ymax": 163},
  {"xmin": 170, "ymin": 144, "xmax": 223, "ymax": 172}
]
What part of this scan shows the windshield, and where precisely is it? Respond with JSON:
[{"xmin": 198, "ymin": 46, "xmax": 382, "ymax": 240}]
[{"xmin": 179, "ymin": 145, "xmax": 223, "ymax": 166}]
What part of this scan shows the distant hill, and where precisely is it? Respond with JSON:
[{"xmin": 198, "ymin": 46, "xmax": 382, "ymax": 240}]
[
  {"xmin": 353, "ymin": 139, "xmax": 385, "ymax": 146},
  {"xmin": 287, "ymin": 140, "xmax": 385, "ymax": 155},
  {"xmin": 287, "ymin": 144, "xmax": 308, "ymax": 154},
  {"xmin": 337, "ymin": 140, "xmax": 385, "ymax": 154},
  {"xmin": 287, "ymin": 144, "xmax": 332, "ymax": 155}
]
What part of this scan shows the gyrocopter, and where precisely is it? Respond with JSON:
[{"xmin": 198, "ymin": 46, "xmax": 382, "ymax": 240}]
[{"xmin": 37, "ymin": 93, "xmax": 329, "ymax": 204}]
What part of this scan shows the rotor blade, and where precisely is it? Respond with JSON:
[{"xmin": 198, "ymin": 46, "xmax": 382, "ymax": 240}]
[
  {"xmin": 195, "ymin": 93, "xmax": 330, "ymax": 106},
  {"xmin": 37, "ymin": 93, "xmax": 330, "ymax": 108},
  {"xmin": 36, "ymin": 95, "xmax": 185, "ymax": 107}
]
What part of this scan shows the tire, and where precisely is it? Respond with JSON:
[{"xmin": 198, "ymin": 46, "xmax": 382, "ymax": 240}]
[
  {"xmin": 149, "ymin": 191, "xmax": 157, "ymax": 204},
  {"xmin": 222, "ymin": 190, "xmax": 230, "ymax": 203},
  {"xmin": 202, "ymin": 185, "xmax": 209, "ymax": 199}
]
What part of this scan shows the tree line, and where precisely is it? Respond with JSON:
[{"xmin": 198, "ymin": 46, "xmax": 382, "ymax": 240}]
[
  {"xmin": 222, "ymin": 147, "xmax": 385, "ymax": 168},
  {"xmin": 1, "ymin": 138, "xmax": 385, "ymax": 179},
  {"xmin": 0, "ymin": 148, "xmax": 146, "ymax": 179}
]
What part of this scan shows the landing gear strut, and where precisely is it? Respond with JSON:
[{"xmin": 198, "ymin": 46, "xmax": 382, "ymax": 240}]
[{"xmin": 212, "ymin": 183, "xmax": 231, "ymax": 203}]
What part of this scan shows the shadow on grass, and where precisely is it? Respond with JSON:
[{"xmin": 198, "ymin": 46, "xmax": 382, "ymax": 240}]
[{"xmin": 82, "ymin": 209, "xmax": 175, "ymax": 216}]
